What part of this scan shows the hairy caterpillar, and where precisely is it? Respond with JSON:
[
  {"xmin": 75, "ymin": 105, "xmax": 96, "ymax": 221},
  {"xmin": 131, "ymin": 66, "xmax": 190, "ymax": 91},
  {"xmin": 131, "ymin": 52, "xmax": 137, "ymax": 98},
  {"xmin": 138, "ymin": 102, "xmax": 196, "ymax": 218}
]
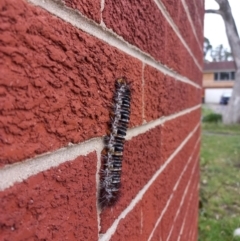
[{"xmin": 99, "ymin": 77, "xmax": 131, "ymax": 208}]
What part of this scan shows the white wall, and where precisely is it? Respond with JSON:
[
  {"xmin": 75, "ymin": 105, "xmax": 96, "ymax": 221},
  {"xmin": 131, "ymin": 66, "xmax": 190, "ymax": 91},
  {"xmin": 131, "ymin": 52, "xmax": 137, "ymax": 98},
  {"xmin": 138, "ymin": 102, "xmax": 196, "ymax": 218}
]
[{"xmin": 205, "ymin": 88, "xmax": 232, "ymax": 103}]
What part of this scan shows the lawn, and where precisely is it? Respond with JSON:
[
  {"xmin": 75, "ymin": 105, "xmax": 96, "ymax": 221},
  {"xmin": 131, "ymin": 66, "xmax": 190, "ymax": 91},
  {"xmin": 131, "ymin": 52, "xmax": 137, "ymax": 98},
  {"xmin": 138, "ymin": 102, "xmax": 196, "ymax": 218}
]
[{"xmin": 199, "ymin": 108, "xmax": 240, "ymax": 241}]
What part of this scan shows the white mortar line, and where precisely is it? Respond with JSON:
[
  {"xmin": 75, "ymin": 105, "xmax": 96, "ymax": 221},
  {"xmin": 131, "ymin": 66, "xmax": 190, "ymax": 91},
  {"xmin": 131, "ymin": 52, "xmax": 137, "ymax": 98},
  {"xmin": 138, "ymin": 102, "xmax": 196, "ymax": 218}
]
[
  {"xmin": 193, "ymin": 0, "xmax": 204, "ymax": 29},
  {"xmin": 0, "ymin": 104, "xmax": 200, "ymax": 191},
  {"xmin": 166, "ymin": 155, "xmax": 200, "ymax": 241},
  {"xmin": 190, "ymin": 220, "xmax": 198, "ymax": 241},
  {"xmin": 178, "ymin": 185, "xmax": 198, "ymax": 240},
  {"xmin": 0, "ymin": 138, "xmax": 104, "ymax": 191},
  {"xmin": 177, "ymin": 178, "xmax": 199, "ymax": 241},
  {"xmin": 158, "ymin": 0, "xmax": 202, "ymax": 53},
  {"xmin": 178, "ymin": 157, "xmax": 199, "ymax": 241},
  {"xmin": 126, "ymin": 104, "xmax": 201, "ymax": 140},
  {"xmin": 100, "ymin": 0, "xmax": 105, "ymax": 25},
  {"xmin": 99, "ymin": 124, "xmax": 200, "ymax": 241},
  {"xmin": 154, "ymin": 0, "xmax": 202, "ymax": 71},
  {"xmin": 28, "ymin": 0, "xmax": 201, "ymax": 89},
  {"xmin": 147, "ymin": 138, "xmax": 200, "ymax": 241},
  {"xmin": 142, "ymin": 63, "xmax": 146, "ymax": 123},
  {"xmin": 181, "ymin": 0, "xmax": 203, "ymax": 49},
  {"xmin": 140, "ymin": 207, "xmax": 143, "ymax": 234},
  {"xmin": 189, "ymin": 229, "xmax": 194, "ymax": 241}
]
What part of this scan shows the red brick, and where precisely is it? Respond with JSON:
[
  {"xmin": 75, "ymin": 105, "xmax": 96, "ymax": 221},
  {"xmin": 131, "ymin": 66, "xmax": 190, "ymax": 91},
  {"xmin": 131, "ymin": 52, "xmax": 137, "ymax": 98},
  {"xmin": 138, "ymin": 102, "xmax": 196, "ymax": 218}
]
[
  {"xmin": 186, "ymin": 0, "xmax": 204, "ymax": 50},
  {"xmin": 167, "ymin": 154, "xmax": 199, "ymax": 241},
  {"xmin": 141, "ymin": 134, "xmax": 199, "ymax": 241},
  {"xmin": 161, "ymin": 0, "xmax": 180, "ymax": 25},
  {"xmin": 192, "ymin": 209, "xmax": 199, "ymax": 240},
  {"xmin": 166, "ymin": 21, "xmax": 202, "ymax": 84},
  {"xmin": 178, "ymin": 3, "xmax": 202, "ymax": 61},
  {"xmin": 111, "ymin": 161, "xmax": 178, "ymax": 240},
  {"xmin": 63, "ymin": 0, "xmax": 101, "ymax": 23},
  {"xmin": 178, "ymin": 2, "xmax": 203, "ymax": 64},
  {"xmin": 179, "ymin": 188, "xmax": 199, "ymax": 241},
  {"xmin": 144, "ymin": 65, "xmax": 201, "ymax": 121},
  {"xmin": 165, "ymin": 24, "xmax": 183, "ymax": 75},
  {"xmin": 173, "ymin": 145, "xmax": 199, "ymax": 204},
  {"xmin": 162, "ymin": 76, "xmax": 201, "ymax": 116},
  {"xmin": 100, "ymin": 120, "xmax": 200, "ymax": 232},
  {"xmin": 0, "ymin": 153, "xmax": 98, "ymax": 241},
  {"xmin": 195, "ymin": 0, "xmax": 204, "ymax": 25},
  {"xmin": 109, "ymin": 202, "xmax": 142, "ymax": 241},
  {"xmin": 144, "ymin": 67, "xmax": 165, "ymax": 120},
  {"xmin": 184, "ymin": 179, "xmax": 199, "ymax": 235},
  {"xmin": 160, "ymin": 0, "xmax": 203, "ymax": 76},
  {"xmin": 161, "ymin": 109, "xmax": 200, "ymax": 161},
  {"xmin": 100, "ymin": 126, "xmax": 162, "ymax": 232},
  {"xmin": 180, "ymin": 42, "xmax": 202, "ymax": 85},
  {"xmin": 165, "ymin": 22, "xmax": 202, "ymax": 84},
  {"xmin": 178, "ymin": 3, "xmax": 193, "ymax": 51},
  {"xmin": 104, "ymin": 130, "xmax": 200, "ymax": 239},
  {"xmin": 185, "ymin": 0, "xmax": 198, "ymax": 31},
  {"xmin": 161, "ymin": 0, "xmax": 202, "ymax": 65},
  {"xmin": 167, "ymin": 181, "xmax": 199, "ymax": 241},
  {"xmin": 103, "ymin": 0, "xmax": 202, "ymax": 82},
  {"xmin": 150, "ymin": 150, "xmax": 199, "ymax": 241},
  {"xmin": 151, "ymin": 184, "xmax": 198, "ymax": 241},
  {"xmin": 159, "ymin": 155, "xmax": 198, "ymax": 241},
  {"xmin": 103, "ymin": 0, "xmax": 167, "ymax": 65},
  {"xmin": 139, "ymin": 156, "xmax": 174, "ymax": 240},
  {"xmin": 0, "ymin": 0, "xmax": 142, "ymax": 166},
  {"xmin": 182, "ymin": 47, "xmax": 202, "ymax": 86}
]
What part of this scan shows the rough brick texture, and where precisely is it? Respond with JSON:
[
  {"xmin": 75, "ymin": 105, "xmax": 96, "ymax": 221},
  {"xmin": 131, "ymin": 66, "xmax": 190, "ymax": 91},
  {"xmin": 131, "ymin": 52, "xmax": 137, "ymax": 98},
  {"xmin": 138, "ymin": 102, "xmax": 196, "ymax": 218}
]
[
  {"xmin": 161, "ymin": 0, "xmax": 180, "ymax": 25},
  {"xmin": 109, "ymin": 133, "xmax": 200, "ymax": 240},
  {"xmin": 0, "ymin": 0, "xmax": 204, "ymax": 240},
  {"xmin": 103, "ymin": 0, "xmax": 202, "ymax": 83},
  {"xmin": 173, "ymin": 178, "xmax": 199, "ymax": 241},
  {"xmin": 159, "ymin": 147, "xmax": 200, "ymax": 241},
  {"xmin": 144, "ymin": 65, "xmax": 201, "ymax": 121},
  {"xmin": 0, "ymin": 0, "xmax": 142, "ymax": 166},
  {"xmin": 100, "ymin": 112, "xmax": 200, "ymax": 232},
  {"xmin": 188, "ymin": 0, "xmax": 204, "ymax": 48},
  {"xmin": 161, "ymin": 0, "xmax": 203, "ymax": 70},
  {"xmin": 63, "ymin": 0, "xmax": 101, "ymax": 23},
  {"xmin": 0, "ymin": 153, "xmax": 98, "ymax": 241}
]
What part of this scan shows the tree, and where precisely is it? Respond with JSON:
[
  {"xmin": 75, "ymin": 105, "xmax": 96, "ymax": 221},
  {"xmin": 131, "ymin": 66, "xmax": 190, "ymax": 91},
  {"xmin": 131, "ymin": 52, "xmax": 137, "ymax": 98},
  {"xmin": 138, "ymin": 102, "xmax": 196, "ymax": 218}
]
[
  {"xmin": 210, "ymin": 44, "xmax": 232, "ymax": 61},
  {"xmin": 206, "ymin": 0, "xmax": 240, "ymax": 124},
  {"xmin": 203, "ymin": 37, "xmax": 212, "ymax": 60}
]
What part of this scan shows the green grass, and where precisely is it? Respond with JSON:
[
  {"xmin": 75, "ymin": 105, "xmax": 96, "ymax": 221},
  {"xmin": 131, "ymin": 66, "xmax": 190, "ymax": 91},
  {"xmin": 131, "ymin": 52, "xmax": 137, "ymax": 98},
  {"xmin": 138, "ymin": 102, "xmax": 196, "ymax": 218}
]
[
  {"xmin": 202, "ymin": 123, "xmax": 240, "ymax": 135},
  {"xmin": 202, "ymin": 106, "xmax": 214, "ymax": 117},
  {"xmin": 201, "ymin": 106, "xmax": 240, "ymax": 134},
  {"xmin": 199, "ymin": 121, "xmax": 240, "ymax": 241}
]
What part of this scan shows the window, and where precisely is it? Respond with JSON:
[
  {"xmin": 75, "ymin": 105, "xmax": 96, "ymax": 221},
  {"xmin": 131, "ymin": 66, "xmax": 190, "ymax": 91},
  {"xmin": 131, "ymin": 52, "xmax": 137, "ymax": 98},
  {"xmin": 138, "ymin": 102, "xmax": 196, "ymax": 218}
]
[
  {"xmin": 214, "ymin": 71, "xmax": 235, "ymax": 81},
  {"xmin": 220, "ymin": 72, "xmax": 230, "ymax": 80}
]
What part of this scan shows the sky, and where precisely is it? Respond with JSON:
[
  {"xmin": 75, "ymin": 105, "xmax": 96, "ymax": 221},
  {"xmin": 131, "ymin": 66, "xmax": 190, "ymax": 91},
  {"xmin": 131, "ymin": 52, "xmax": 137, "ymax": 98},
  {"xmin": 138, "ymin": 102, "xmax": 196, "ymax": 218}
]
[{"xmin": 204, "ymin": 0, "xmax": 240, "ymax": 51}]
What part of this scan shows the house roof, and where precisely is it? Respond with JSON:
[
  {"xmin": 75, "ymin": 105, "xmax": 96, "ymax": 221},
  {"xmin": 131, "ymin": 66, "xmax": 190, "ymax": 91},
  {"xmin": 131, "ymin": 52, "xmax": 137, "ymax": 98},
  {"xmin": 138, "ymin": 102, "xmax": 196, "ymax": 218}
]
[{"xmin": 204, "ymin": 61, "xmax": 236, "ymax": 72}]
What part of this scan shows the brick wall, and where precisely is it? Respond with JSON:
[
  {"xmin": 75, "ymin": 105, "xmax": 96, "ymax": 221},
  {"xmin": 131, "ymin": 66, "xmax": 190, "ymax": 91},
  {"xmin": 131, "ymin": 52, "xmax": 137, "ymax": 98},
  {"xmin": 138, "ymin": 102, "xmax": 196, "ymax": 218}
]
[{"xmin": 0, "ymin": 0, "xmax": 203, "ymax": 240}]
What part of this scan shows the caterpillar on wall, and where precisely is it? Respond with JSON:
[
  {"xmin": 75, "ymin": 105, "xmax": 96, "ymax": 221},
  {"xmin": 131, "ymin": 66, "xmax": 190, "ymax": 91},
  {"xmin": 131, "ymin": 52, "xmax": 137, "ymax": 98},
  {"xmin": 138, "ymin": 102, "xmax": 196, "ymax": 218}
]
[{"xmin": 99, "ymin": 77, "xmax": 131, "ymax": 208}]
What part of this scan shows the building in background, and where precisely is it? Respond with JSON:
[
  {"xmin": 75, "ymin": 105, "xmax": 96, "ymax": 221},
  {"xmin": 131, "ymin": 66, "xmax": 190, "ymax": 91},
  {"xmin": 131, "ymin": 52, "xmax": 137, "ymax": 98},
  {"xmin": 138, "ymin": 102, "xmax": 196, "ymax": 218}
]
[{"xmin": 203, "ymin": 61, "xmax": 236, "ymax": 103}]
